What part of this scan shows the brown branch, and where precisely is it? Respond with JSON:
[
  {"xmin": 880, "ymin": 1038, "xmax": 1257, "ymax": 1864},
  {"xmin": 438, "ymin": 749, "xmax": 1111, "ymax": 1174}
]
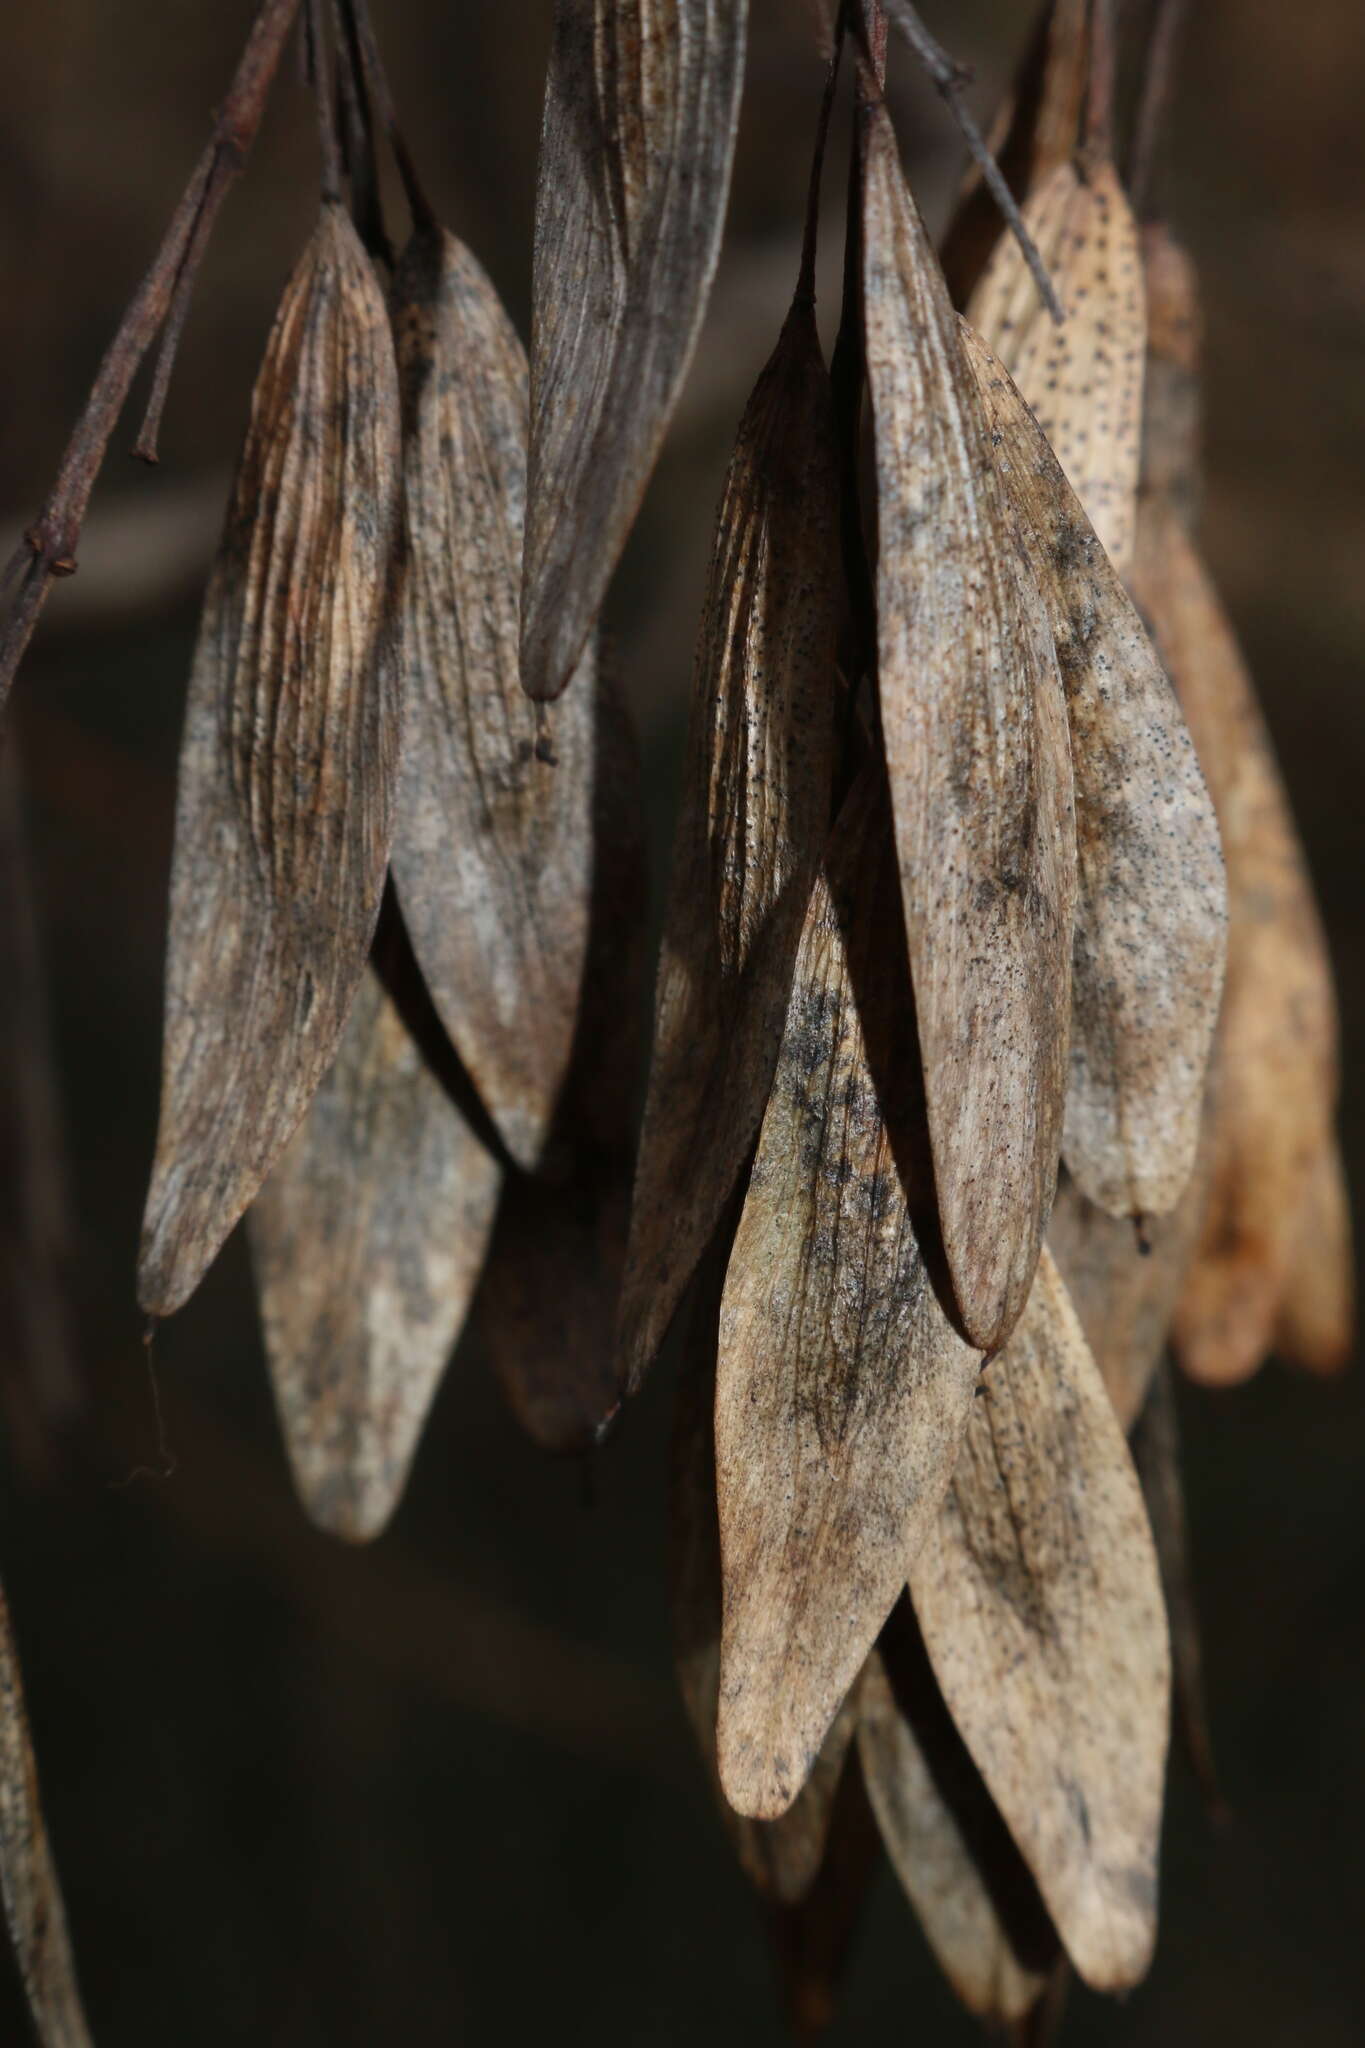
[
  {"xmin": 0, "ymin": 0, "xmax": 303, "ymax": 708},
  {"xmin": 1129, "ymin": 0, "xmax": 1190, "ymax": 213},
  {"xmin": 880, "ymin": 0, "xmax": 1064, "ymax": 322},
  {"xmin": 307, "ymin": 0, "xmax": 345, "ymax": 200}
]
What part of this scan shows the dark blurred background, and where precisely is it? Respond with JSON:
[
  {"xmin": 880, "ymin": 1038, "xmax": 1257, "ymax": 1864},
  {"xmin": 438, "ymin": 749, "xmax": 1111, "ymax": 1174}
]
[{"xmin": 1, "ymin": 2, "xmax": 1363, "ymax": 2042}]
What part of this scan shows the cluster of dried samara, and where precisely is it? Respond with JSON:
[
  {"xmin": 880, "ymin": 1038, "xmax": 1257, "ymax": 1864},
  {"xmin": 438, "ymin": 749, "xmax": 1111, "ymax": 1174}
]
[
  {"xmin": 618, "ymin": 1, "xmax": 1350, "ymax": 2032},
  {"xmin": 3, "ymin": 1, "xmax": 1346, "ymax": 2043}
]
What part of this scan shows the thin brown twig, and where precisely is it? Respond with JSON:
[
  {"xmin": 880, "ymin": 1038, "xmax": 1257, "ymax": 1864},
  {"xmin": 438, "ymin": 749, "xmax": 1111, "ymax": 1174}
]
[
  {"xmin": 346, "ymin": 0, "xmax": 437, "ymax": 234},
  {"xmin": 0, "ymin": 0, "xmax": 303, "ymax": 709},
  {"xmin": 1128, "ymin": 0, "xmax": 1190, "ymax": 213},
  {"xmin": 133, "ymin": 151, "xmax": 235, "ymax": 464},
  {"xmin": 880, "ymin": 0, "xmax": 1064, "ymax": 322}
]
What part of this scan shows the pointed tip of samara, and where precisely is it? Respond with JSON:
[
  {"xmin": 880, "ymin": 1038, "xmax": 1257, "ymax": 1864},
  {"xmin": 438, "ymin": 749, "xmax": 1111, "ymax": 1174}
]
[
  {"xmin": 716, "ymin": 1710, "xmax": 813, "ymax": 1825},
  {"xmin": 136, "ymin": 1228, "xmax": 199, "ymax": 1324},
  {"xmin": 517, "ymin": 603, "xmax": 578, "ymax": 709},
  {"xmin": 287, "ymin": 1453, "xmax": 400, "ymax": 1546}
]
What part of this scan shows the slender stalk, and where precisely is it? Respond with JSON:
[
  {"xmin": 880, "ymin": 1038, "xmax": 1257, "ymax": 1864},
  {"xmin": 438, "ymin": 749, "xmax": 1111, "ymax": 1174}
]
[
  {"xmin": 346, "ymin": 0, "xmax": 437, "ymax": 234},
  {"xmin": 0, "ymin": 0, "xmax": 303, "ymax": 708},
  {"xmin": 333, "ymin": 0, "xmax": 392, "ymax": 262},
  {"xmin": 133, "ymin": 150, "xmax": 235, "ymax": 463},
  {"xmin": 880, "ymin": 0, "xmax": 1064, "ymax": 322},
  {"xmin": 1129, "ymin": 0, "xmax": 1190, "ymax": 212},
  {"xmin": 1084, "ymin": 0, "xmax": 1118, "ymax": 160},
  {"xmin": 796, "ymin": 25, "xmax": 845, "ymax": 304}
]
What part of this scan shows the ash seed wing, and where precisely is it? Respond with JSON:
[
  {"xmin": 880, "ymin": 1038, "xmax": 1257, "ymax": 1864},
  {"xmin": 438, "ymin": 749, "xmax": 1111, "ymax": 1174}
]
[
  {"xmin": 968, "ymin": 158, "xmax": 1145, "ymax": 575},
  {"xmin": 520, "ymin": 0, "xmax": 748, "ymax": 702},
  {"xmin": 961, "ymin": 323, "xmax": 1226, "ymax": 1221},
  {"xmin": 1047, "ymin": 1157, "xmax": 1208, "ymax": 1433},
  {"xmin": 249, "ymin": 966, "xmax": 502, "ymax": 1543},
  {"xmin": 907, "ymin": 1248, "xmax": 1170, "ymax": 1993},
  {"xmin": 0, "ymin": 1586, "xmax": 93, "ymax": 2048},
  {"xmin": 1274, "ymin": 1134, "xmax": 1354, "ymax": 1376},
  {"xmin": 858, "ymin": 1637, "xmax": 1056, "ymax": 2027},
  {"xmin": 1131, "ymin": 504, "xmax": 1339, "ymax": 1385},
  {"xmin": 714, "ymin": 778, "xmax": 981, "ymax": 1822},
  {"xmin": 390, "ymin": 227, "xmax": 594, "ymax": 1173},
  {"xmin": 616, "ymin": 295, "xmax": 839, "ymax": 1396},
  {"xmin": 862, "ymin": 100, "xmax": 1077, "ymax": 1354},
  {"xmin": 479, "ymin": 663, "xmax": 647, "ymax": 1451},
  {"xmin": 138, "ymin": 204, "xmax": 404, "ymax": 1317},
  {"xmin": 672, "ymin": 1251, "xmax": 856, "ymax": 1905}
]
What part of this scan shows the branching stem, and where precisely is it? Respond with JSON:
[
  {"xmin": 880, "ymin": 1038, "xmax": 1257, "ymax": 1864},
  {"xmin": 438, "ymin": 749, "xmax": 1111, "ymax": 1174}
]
[{"xmin": 0, "ymin": 0, "xmax": 303, "ymax": 708}]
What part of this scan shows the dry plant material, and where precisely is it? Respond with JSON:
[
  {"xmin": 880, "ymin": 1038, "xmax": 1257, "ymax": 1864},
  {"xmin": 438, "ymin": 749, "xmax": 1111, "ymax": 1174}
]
[
  {"xmin": 390, "ymin": 225, "xmax": 594, "ymax": 1171},
  {"xmin": 1130, "ymin": 226, "xmax": 1345, "ymax": 1385},
  {"xmin": 1047, "ymin": 1159, "xmax": 1206, "ymax": 1432},
  {"xmin": 714, "ymin": 778, "xmax": 980, "ymax": 1821},
  {"xmin": 907, "ymin": 1249, "xmax": 1170, "ymax": 1991},
  {"xmin": 1274, "ymin": 1136, "xmax": 1354, "ymax": 1376},
  {"xmin": 139, "ymin": 202, "xmax": 403, "ymax": 1317},
  {"xmin": 249, "ymin": 962, "xmax": 502, "ymax": 1541},
  {"xmin": 671, "ymin": 1251, "xmax": 857, "ymax": 1904},
  {"xmin": 939, "ymin": 0, "xmax": 1091, "ymax": 306},
  {"xmin": 478, "ymin": 667, "xmax": 648, "ymax": 1451},
  {"xmin": 960, "ymin": 324, "xmax": 1225, "ymax": 1223},
  {"xmin": 1131, "ymin": 510, "xmax": 1338, "ymax": 1383},
  {"xmin": 968, "ymin": 155, "xmax": 1144, "ymax": 575},
  {"xmin": 520, "ymin": 0, "xmax": 748, "ymax": 702},
  {"xmin": 617, "ymin": 293, "xmax": 839, "ymax": 1394},
  {"xmin": 0, "ymin": 1586, "xmax": 92, "ymax": 2048},
  {"xmin": 859, "ymin": 1619, "xmax": 1058, "ymax": 2026},
  {"xmin": 862, "ymin": 96, "xmax": 1077, "ymax": 1353}
]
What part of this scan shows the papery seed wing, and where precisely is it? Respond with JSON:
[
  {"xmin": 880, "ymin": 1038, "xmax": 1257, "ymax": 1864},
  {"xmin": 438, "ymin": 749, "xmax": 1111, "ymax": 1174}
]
[
  {"xmin": 859, "ymin": 1618, "xmax": 1057, "ymax": 2026},
  {"xmin": 961, "ymin": 324, "xmax": 1226, "ymax": 1221},
  {"xmin": 0, "ymin": 1585, "xmax": 92, "ymax": 2048},
  {"xmin": 907, "ymin": 1249, "xmax": 1170, "ymax": 1992},
  {"xmin": 1274, "ymin": 1135, "xmax": 1354, "ymax": 1376},
  {"xmin": 862, "ymin": 100, "xmax": 1076, "ymax": 1353},
  {"xmin": 714, "ymin": 775, "xmax": 980, "ymax": 1821},
  {"xmin": 1131, "ymin": 504, "xmax": 1339, "ymax": 1384},
  {"xmin": 672, "ymin": 1240, "xmax": 857, "ymax": 1904},
  {"xmin": 1047, "ymin": 1158, "xmax": 1207, "ymax": 1433},
  {"xmin": 478, "ymin": 665, "xmax": 648, "ymax": 1450},
  {"xmin": 390, "ymin": 227, "xmax": 593, "ymax": 1171},
  {"xmin": 968, "ymin": 157, "xmax": 1144, "ymax": 574},
  {"xmin": 249, "ymin": 957, "xmax": 502, "ymax": 1543},
  {"xmin": 520, "ymin": 0, "xmax": 748, "ymax": 702},
  {"xmin": 617, "ymin": 296, "xmax": 839, "ymax": 1395},
  {"xmin": 139, "ymin": 205, "xmax": 403, "ymax": 1316}
]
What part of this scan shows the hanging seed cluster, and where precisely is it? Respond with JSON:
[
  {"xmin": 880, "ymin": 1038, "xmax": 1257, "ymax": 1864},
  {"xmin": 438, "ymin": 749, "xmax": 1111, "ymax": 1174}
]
[{"xmin": 0, "ymin": 0, "xmax": 1351, "ymax": 2040}]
